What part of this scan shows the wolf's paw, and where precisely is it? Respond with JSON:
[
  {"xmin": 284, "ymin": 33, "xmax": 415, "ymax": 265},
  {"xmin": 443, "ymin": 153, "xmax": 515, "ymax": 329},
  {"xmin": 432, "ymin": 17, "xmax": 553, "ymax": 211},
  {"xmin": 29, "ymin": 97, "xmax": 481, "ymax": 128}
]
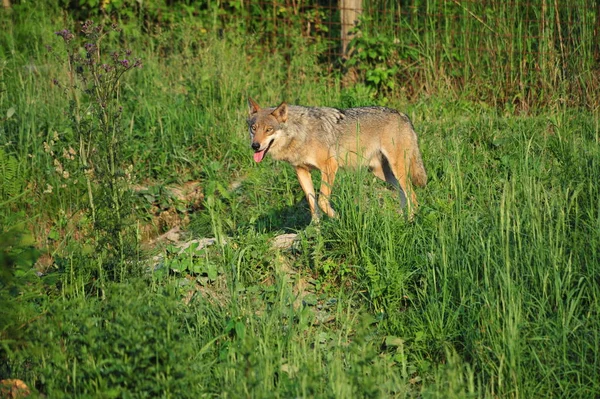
[{"xmin": 318, "ymin": 198, "xmax": 336, "ymax": 218}]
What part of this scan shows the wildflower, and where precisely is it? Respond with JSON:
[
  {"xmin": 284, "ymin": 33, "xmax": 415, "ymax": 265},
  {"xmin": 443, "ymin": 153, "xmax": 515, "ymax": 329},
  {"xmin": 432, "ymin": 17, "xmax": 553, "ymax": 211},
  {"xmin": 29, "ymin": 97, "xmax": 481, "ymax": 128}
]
[
  {"xmin": 53, "ymin": 131, "xmax": 59, "ymax": 141},
  {"xmin": 125, "ymin": 164, "xmax": 134, "ymax": 181},
  {"xmin": 43, "ymin": 184, "xmax": 53, "ymax": 194},
  {"xmin": 54, "ymin": 29, "xmax": 74, "ymax": 43},
  {"xmin": 63, "ymin": 148, "xmax": 75, "ymax": 161},
  {"xmin": 81, "ymin": 20, "xmax": 94, "ymax": 34},
  {"xmin": 101, "ymin": 64, "xmax": 113, "ymax": 73},
  {"xmin": 133, "ymin": 59, "xmax": 142, "ymax": 68},
  {"xmin": 84, "ymin": 43, "xmax": 96, "ymax": 53},
  {"xmin": 62, "ymin": 170, "xmax": 70, "ymax": 179},
  {"xmin": 43, "ymin": 141, "xmax": 51, "ymax": 153},
  {"xmin": 54, "ymin": 158, "xmax": 64, "ymax": 174},
  {"xmin": 120, "ymin": 59, "xmax": 130, "ymax": 68}
]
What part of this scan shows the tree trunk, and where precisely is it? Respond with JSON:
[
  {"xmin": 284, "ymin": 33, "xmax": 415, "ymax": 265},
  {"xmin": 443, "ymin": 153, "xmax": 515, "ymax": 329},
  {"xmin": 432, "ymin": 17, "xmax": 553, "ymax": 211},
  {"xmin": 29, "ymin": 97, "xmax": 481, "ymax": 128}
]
[{"xmin": 340, "ymin": 0, "xmax": 362, "ymax": 58}]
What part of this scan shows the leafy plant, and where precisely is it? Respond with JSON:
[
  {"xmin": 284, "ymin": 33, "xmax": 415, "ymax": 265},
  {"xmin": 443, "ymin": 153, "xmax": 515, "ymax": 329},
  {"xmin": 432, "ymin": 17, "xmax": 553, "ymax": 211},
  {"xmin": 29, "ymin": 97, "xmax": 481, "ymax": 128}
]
[
  {"xmin": 346, "ymin": 20, "xmax": 399, "ymax": 99},
  {"xmin": 17, "ymin": 282, "xmax": 214, "ymax": 397},
  {"xmin": 163, "ymin": 244, "xmax": 220, "ymax": 284},
  {"xmin": 0, "ymin": 148, "xmax": 23, "ymax": 203},
  {"xmin": 52, "ymin": 21, "xmax": 142, "ymax": 284},
  {"xmin": 0, "ymin": 219, "xmax": 42, "ymax": 381}
]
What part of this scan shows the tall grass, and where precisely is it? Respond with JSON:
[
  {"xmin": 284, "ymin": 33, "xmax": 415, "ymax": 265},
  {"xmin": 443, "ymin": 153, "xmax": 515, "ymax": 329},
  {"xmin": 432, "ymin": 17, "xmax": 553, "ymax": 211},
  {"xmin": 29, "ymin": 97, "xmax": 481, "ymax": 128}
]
[
  {"xmin": 319, "ymin": 111, "xmax": 600, "ymax": 397},
  {"xmin": 1, "ymin": 2, "xmax": 599, "ymax": 398},
  {"xmin": 360, "ymin": 0, "xmax": 598, "ymax": 108}
]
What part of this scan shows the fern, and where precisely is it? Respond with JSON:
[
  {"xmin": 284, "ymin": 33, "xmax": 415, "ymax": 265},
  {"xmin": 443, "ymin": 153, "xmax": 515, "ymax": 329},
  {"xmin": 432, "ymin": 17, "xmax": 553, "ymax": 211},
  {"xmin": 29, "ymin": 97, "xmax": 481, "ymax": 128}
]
[
  {"xmin": 0, "ymin": 148, "xmax": 23, "ymax": 201},
  {"xmin": 364, "ymin": 255, "xmax": 383, "ymax": 301}
]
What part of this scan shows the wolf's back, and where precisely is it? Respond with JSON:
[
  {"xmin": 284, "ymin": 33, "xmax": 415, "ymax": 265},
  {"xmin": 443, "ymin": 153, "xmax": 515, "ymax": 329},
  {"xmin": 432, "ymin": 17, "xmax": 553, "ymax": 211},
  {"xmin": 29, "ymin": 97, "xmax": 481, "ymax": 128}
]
[{"xmin": 287, "ymin": 105, "xmax": 427, "ymax": 187}]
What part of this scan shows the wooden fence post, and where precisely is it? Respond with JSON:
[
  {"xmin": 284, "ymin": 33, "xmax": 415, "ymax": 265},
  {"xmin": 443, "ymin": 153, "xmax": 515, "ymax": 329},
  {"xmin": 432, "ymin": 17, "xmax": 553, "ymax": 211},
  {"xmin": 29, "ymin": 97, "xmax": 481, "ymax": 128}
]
[{"xmin": 340, "ymin": 0, "xmax": 362, "ymax": 58}]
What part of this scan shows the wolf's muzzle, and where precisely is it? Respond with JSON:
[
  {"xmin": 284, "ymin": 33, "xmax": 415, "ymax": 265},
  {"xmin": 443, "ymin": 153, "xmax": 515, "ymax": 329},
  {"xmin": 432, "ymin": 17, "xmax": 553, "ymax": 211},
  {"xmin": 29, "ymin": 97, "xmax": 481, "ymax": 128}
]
[{"xmin": 251, "ymin": 142, "xmax": 261, "ymax": 151}]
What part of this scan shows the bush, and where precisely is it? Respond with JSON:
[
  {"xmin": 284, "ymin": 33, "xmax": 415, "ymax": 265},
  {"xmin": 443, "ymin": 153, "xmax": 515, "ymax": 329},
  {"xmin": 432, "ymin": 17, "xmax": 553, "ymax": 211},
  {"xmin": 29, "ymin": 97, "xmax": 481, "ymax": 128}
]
[{"xmin": 14, "ymin": 282, "xmax": 221, "ymax": 397}]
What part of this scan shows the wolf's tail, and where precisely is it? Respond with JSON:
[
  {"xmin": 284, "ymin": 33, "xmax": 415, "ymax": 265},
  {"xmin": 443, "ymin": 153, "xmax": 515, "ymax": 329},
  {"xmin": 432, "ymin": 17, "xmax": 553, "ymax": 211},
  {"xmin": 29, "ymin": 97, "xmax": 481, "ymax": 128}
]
[{"xmin": 410, "ymin": 147, "xmax": 428, "ymax": 187}]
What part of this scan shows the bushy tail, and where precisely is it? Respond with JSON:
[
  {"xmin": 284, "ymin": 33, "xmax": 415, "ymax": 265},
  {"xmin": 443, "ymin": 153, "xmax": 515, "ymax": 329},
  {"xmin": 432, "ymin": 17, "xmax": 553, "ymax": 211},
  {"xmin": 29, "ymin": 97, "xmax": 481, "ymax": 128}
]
[{"xmin": 410, "ymin": 148, "xmax": 427, "ymax": 187}]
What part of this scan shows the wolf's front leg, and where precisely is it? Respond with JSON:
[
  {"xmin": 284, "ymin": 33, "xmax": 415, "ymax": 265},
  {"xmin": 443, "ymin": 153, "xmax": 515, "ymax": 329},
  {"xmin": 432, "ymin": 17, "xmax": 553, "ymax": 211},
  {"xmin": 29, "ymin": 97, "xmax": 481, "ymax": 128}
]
[{"xmin": 295, "ymin": 166, "xmax": 319, "ymax": 220}]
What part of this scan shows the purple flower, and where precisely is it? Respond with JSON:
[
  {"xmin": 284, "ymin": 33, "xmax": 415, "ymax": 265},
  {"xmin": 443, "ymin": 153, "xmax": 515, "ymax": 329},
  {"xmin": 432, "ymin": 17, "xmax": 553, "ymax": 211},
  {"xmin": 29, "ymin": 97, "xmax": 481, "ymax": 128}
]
[
  {"xmin": 81, "ymin": 20, "xmax": 94, "ymax": 34},
  {"xmin": 133, "ymin": 59, "xmax": 142, "ymax": 68},
  {"xmin": 84, "ymin": 43, "xmax": 96, "ymax": 53},
  {"xmin": 55, "ymin": 29, "xmax": 74, "ymax": 43},
  {"xmin": 120, "ymin": 59, "xmax": 130, "ymax": 68},
  {"xmin": 101, "ymin": 64, "xmax": 113, "ymax": 72}
]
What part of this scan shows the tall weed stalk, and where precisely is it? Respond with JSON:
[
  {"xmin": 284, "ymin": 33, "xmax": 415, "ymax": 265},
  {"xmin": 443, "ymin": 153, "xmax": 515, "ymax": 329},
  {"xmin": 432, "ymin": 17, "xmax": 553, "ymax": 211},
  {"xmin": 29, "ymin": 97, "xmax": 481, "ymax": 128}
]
[{"xmin": 53, "ymin": 21, "xmax": 142, "ymax": 286}]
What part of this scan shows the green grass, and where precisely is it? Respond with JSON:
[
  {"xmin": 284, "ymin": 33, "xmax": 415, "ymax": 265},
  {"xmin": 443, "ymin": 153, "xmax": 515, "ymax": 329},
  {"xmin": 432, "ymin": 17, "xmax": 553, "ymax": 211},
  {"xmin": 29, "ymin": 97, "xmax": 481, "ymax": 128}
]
[{"xmin": 1, "ymin": 3, "xmax": 600, "ymax": 398}]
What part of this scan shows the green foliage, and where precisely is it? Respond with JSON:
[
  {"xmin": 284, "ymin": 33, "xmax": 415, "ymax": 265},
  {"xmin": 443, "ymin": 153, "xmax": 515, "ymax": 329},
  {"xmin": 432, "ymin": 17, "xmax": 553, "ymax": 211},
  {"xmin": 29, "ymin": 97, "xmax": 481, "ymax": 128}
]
[
  {"xmin": 346, "ymin": 22, "xmax": 399, "ymax": 99},
  {"xmin": 0, "ymin": 219, "xmax": 42, "ymax": 380},
  {"xmin": 162, "ymin": 244, "xmax": 220, "ymax": 282},
  {"xmin": 0, "ymin": 148, "xmax": 23, "ymax": 202},
  {"xmin": 17, "ymin": 282, "xmax": 216, "ymax": 397}
]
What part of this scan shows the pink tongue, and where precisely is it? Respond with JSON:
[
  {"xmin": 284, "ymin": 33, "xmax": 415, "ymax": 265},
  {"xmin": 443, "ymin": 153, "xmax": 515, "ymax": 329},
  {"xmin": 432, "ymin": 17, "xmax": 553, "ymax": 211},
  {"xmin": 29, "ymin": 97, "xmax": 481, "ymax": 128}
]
[{"xmin": 253, "ymin": 149, "xmax": 266, "ymax": 163}]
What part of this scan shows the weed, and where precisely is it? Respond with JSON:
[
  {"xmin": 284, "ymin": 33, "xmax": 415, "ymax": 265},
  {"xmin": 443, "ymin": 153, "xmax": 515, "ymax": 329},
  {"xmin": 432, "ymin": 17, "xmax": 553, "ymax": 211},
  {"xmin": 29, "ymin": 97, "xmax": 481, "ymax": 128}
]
[{"xmin": 52, "ymin": 20, "xmax": 142, "ymax": 286}]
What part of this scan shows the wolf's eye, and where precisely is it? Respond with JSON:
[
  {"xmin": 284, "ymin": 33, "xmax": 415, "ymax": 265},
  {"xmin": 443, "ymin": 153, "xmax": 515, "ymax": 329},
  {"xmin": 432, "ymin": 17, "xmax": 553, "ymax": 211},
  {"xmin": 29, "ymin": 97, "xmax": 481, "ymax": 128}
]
[
  {"xmin": 266, "ymin": 127, "xmax": 273, "ymax": 133},
  {"xmin": 251, "ymin": 124, "xmax": 257, "ymax": 131}
]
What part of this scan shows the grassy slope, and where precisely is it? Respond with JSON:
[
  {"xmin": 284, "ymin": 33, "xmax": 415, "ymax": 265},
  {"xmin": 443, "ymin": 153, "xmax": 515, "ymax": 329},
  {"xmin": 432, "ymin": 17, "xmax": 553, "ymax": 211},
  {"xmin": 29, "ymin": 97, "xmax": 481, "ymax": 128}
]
[{"xmin": 1, "ymin": 5, "xmax": 599, "ymax": 398}]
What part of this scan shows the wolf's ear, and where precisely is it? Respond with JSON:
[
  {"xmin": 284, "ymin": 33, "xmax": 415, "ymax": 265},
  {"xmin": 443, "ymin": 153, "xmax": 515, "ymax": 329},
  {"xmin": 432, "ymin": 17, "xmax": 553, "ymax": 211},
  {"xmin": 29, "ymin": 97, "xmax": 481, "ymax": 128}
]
[
  {"xmin": 248, "ymin": 97, "xmax": 261, "ymax": 115},
  {"xmin": 271, "ymin": 102, "xmax": 288, "ymax": 123}
]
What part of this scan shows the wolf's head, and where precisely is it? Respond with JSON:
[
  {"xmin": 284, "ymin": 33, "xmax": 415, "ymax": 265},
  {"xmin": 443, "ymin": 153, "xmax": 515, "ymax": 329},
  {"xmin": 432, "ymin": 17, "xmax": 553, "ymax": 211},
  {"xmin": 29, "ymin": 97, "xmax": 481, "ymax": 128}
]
[{"xmin": 247, "ymin": 97, "xmax": 287, "ymax": 163}]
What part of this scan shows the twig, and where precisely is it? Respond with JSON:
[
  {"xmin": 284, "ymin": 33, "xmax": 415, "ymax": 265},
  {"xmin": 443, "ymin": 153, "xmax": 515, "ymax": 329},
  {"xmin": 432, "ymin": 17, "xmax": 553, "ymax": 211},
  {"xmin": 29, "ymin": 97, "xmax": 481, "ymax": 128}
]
[{"xmin": 451, "ymin": 0, "xmax": 498, "ymax": 35}]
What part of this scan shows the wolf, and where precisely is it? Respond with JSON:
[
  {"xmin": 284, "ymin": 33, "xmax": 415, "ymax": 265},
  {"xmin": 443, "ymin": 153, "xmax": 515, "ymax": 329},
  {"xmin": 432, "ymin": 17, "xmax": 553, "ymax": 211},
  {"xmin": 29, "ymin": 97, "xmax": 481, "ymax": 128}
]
[{"xmin": 247, "ymin": 97, "xmax": 427, "ymax": 219}]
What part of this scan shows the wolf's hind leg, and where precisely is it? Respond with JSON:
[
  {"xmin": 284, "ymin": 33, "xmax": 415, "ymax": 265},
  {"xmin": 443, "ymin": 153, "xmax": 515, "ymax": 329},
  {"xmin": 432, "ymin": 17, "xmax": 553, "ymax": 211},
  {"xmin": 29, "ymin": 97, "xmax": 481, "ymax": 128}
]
[
  {"xmin": 369, "ymin": 152, "xmax": 407, "ymax": 206},
  {"xmin": 369, "ymin": 153, "xmax": 400, "ymax": 188},
  {"xmin": 393, "ymin": 155, "xmax": 418, "ymax": 213},
  {"xmin": 378, "ymin": 149, "xmax": 418, "ymax": 212}
]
